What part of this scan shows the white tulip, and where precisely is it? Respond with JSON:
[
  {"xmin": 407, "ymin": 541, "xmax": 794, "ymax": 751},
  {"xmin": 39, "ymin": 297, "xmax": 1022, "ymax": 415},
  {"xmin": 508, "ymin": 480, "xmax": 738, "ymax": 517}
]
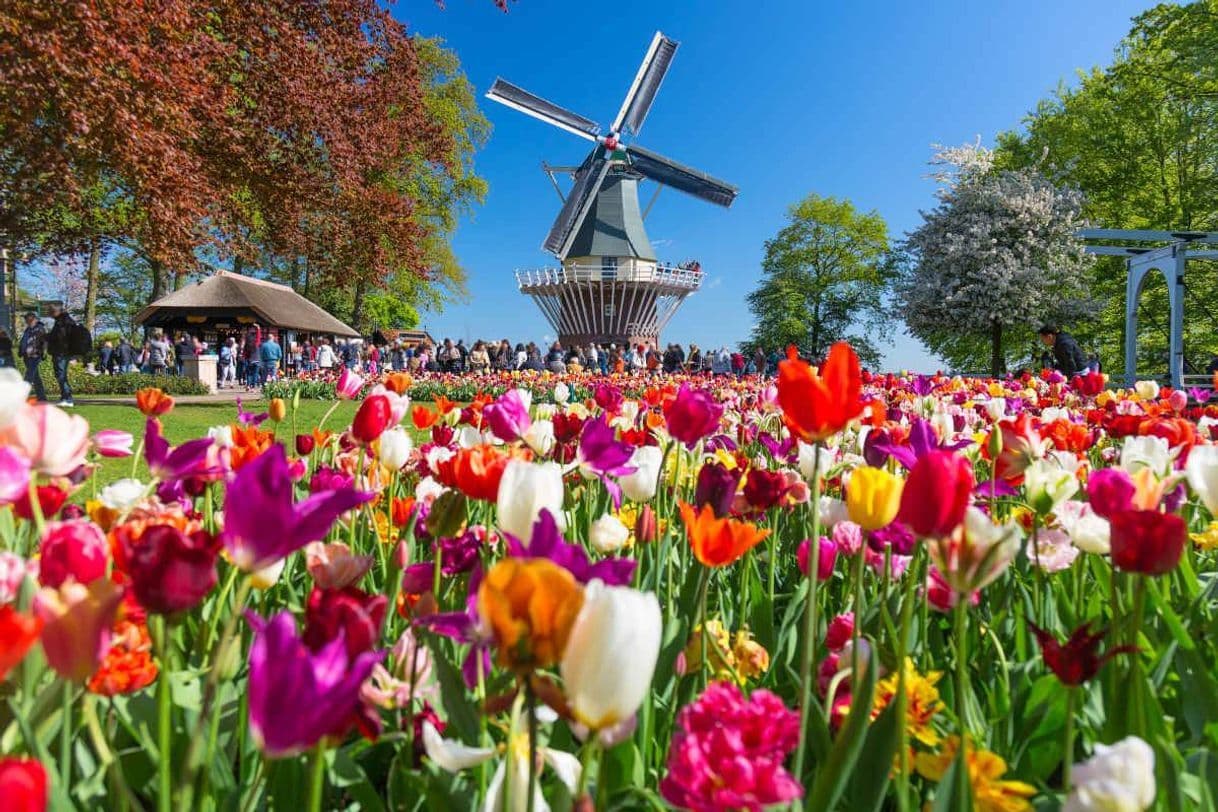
[
  {"xmin": 99, "ymin": 478, "xmax": 147, "ymax": 512},
  {"xmin": 457, "ymin": 425, "xmax": 483, "ymax": 449},
  {"xmin": 415, "ymin": 476, "xmax": 445, "ymax": 503},
  {"xmin": 930, "ymin": 411, "xmax": 955, "ymax": 443},
  {"xmin": 1133, "ymin": 380, "xmax": 1160, "ymax": 401},
  {"xmin": 249, "ymin": 557, "xmax": 286, "ymax": 590},
  {"xmin": 523, "ymin": 419, "xmax": 555, "ymax": 455},
  {"xmin": 378, "ymin": 426, "xmax": 413, "ymax": 471},
  {"xmin": 1063, "ymin": 736, "xmax": 1155, "ymax": 812},
  {"xmin": 618, "ymin": 445, "xmax": 662, "ymax": 503},
  {"xmin": 421, "ymin": 721, "xmax": 495, "ymax": 771},
  {"xmin": 1040, "ymin": 406, "xmax": 1070, "ymax": 424},
  {"xmin": 1185, "ymin": 444, "xmax": 1218, "ymax": 514},
  {"xmin": 1024, "ymin": 458, "xmax": 1079, "ymax": 514},
  {"xmin": 589, "ymin": 514, "xmax": 630, "ymax": 554},
  {"xmin": 0, "ymin": 369, "xmax": 30, "ymax": 429},
  {"xmin": 560, "ymin": 581, "xmax": 661, "ymax": 730},
  {"xmin": 1119, "ymin": 435, "xmax": 1172, "ymax": 476},
  {"xmin": 818, "ymin": 496, "xmax": 848, "ymax": 529},
  {"xmin": 798, "ymin": 441, "xmax": 829, "ymax": 481},
  {"xmin": 984, "ymin": 397, "xmax": 1007, "ymax": 421},
  {"xmin": 553, "ymin": 382, "xmax": 570, "ymax": 404},
  {"xmin": 1054, "ymin": 500, "xmax": 1110, "ymax": 554},
  {"xmin": 497, "ymin": 460, "xmax": 565, "ymax": 541},
  {"xmin": 207, "ymin": 425, "xmax": 234, "ymax": 448}
]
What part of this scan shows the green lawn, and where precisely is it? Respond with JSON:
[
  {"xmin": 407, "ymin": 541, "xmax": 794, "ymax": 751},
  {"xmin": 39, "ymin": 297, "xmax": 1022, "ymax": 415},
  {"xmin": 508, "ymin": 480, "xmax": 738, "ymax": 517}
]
[{"xmin": 77, "ymin": 399, "xmax": 362, "ymax": 490}]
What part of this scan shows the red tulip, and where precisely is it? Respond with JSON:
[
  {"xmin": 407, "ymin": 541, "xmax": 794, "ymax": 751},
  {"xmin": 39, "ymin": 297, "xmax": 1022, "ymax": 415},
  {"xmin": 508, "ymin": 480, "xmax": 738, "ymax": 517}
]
[
  {"xmin": 37, "ymin": 520, "xmax": 108, "ymax": 588},
  {"xmin": 663, "ymin": 385, "xmax": 725, "ymax": 448},
  {"xmin": 302, "ymin": 585, "xmax": 388, "ymax": 659},
  {"xmin": 1109, "ymin": 510, "xmax": 1187, "ymax": 576},
  {"xmin": 796, "ymin": 537, "xmax": 838, "ymax": 581},
  {"xmin": 897, "ymin": 450, "xmax": 973, "ymax": 538},
  {"xmin": 0, "ymin": 756, "xmax": 48, "ymax": 812},
  {"xmin": 13, "ymin": 485, "xmax": 67, "ymax": 521},
  {"xmin": 776, "ymin": 343, "xmax": 863, "ymax": 443},
  {"xmin": 1029, "ymin": 622, "xmax": 1135, "ymax": 686},
  {"xmin": 351, "ymin": 394, "xmax": 393, "ymax": 445},
  {"xmin": 743, "ymin": 468, "xmax": 789, "ymax": 512},
  {"xmin": 0, "ymin": 606, "xmax": 43, "ymax": 682},
  {"xmin": 295, "ymin": 433, "xmax": 316, "ymax": 456},
  {"xmin": 120, "ymin": 524, "xmax": 221, "ymax": 615}
]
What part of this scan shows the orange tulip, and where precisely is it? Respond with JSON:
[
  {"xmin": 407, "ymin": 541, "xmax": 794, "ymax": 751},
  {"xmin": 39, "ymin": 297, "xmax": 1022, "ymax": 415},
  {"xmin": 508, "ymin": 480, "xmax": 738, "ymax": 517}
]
[
  {"xmin": 135, "ymin": 388, "xmax": 174, "ymax": 417},
  {"xmin": 383, "ymin": 372, "xmax": 413, "ymax": 395},
  {"xmin": 228, "ymin": 424, "xmax": 275, "ymax": 471},
  {"xmin": 438, "ymin": 445, "xmax": 529, "ymax": 502},
  {"xmin": 776, "ymin": 343, "xmax": 863, "ymax": 443},
  {"xmin": 477, "ymin": 557, "xmax": 585, "ymax": 671},
  {"xmin": 412, "ymin": 405, "xmax": 439, "ymax": 430},
  {"xmin": 267, "ymin": 398, "xmax": 287, "ymax": 422},
  {"xmin": 678, "ymin": 501, "xmax": 772, "ymax": 568},
  {"xmin": 434, "ymin": 395, "xmax": 457, "ymax": 416},
  {"xmin": 0, "ymin": 606, "xmax": 43, "ymax": 682}
]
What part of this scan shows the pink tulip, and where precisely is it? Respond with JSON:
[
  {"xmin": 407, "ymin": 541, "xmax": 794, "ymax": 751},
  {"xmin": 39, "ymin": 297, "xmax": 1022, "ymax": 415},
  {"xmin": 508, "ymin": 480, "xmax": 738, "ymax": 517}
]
[
  {"xmin": 305, "ymin": 542, "xmax": 375, "ymax": 590},
  {"xmin": 336, "ymin": 367, "xmax": 364, "ymax": 400},
  {"xmin": 92, "ymin": 429, "xmax": 134, "ymax": 458},
  {"xmin": 37, "ymin": 521, "xmax": 108, "ymax": 588},
  {"xmin": 1, "ymin": 403, "xmax": 90, "ymax": 477},
  {"xmin": 34, "ymin": 578, "xmax": 123, "ymax": 682},
  {"xmin": 0, "ymin": 447, "xmax": 31, "ymax": 504}
]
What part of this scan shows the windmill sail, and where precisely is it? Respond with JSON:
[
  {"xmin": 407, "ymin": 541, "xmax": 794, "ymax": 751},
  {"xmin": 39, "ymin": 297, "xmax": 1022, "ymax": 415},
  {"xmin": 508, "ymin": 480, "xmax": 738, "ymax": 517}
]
[
  {"xmin": 543, "ymin": 152, "xmax": 613, "ymax": 257},
  {"xmin": 612, "ymin": 33, "xmax": 679, "ymax": 136},
  {"xmin": 486, "ymin": 78, "xmax": 601, "ymax": 141},
  {"xmin": 625, "ymin": 144, "xmax": 738, "ymax": 207}
]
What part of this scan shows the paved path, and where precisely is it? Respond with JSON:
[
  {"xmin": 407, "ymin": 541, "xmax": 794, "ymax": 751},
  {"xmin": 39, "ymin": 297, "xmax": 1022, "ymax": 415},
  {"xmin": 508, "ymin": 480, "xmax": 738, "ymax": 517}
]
[{"xmin": 74, "ymin": 388, "xmax": 270, "ymax": 407}]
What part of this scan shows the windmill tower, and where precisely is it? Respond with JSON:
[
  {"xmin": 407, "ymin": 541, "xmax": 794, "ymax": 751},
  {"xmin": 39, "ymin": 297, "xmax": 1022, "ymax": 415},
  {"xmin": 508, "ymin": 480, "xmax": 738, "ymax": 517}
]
[{"xmin": 487, "ymin": 32, "xmax": 738, "ymax": 349}]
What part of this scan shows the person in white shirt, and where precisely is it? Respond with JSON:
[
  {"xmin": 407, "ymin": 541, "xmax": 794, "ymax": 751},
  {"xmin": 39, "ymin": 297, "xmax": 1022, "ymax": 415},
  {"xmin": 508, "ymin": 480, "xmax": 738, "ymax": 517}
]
[{"xmin": 317, "ymin": 339, "xmax": 336, "ymax": 370}]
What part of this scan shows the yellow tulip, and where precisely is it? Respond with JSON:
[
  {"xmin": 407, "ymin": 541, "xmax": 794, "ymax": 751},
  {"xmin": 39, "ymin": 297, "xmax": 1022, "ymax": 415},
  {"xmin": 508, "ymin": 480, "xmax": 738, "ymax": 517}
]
[
  {"xmin": 845, "ymin": 466, "xmax": 903, "ymax": 531},
  {"xmin": 268, "ymin": 398, "xmax": 287, "ymax": 422}
]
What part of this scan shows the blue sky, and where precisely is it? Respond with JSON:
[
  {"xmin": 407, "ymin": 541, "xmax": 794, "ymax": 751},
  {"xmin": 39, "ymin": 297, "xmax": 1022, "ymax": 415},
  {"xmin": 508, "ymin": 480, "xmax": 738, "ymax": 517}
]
[{"xmin": 399, "ymin": 0, "xmax": 1150, "ymax": 371}]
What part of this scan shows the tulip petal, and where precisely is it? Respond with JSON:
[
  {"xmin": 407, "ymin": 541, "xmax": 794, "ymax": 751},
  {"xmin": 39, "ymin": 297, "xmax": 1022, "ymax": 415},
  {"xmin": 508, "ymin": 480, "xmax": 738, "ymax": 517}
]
[{"xmin": 422, "ymin": 721, "xmax": 495, "ymax": 772}]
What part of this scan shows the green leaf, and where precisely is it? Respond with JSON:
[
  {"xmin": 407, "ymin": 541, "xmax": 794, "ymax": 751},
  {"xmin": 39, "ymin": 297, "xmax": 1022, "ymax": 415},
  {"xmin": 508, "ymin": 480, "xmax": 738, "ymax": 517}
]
[
  {"xmin": 331, "ymin": 747, "xmax": 387, "ymax": 812},
  {"xmin": 849, "ymin": 694, "xmax": 902, "ymax": 811},
  {"xmin": 804, "ymin": 636, "xmax": 878, "ymax": 811},
  {"xmin": 428, "ymin": 636, "xmax": 481, "ymax": 744}
]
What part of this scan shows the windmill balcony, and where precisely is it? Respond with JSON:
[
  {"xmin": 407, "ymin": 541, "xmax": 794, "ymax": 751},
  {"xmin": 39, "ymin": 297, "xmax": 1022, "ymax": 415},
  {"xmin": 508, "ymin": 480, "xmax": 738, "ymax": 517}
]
[{"xmin": 515, "ymin": 262, "xmax": 704, "ymax": 292}]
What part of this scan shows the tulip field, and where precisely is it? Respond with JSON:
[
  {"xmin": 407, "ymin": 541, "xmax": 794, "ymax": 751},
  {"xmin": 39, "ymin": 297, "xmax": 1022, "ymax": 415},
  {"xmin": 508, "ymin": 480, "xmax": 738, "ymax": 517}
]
[{"xmin": 2, "ymin": 349, "xmax": 1218, "ymax": 811}]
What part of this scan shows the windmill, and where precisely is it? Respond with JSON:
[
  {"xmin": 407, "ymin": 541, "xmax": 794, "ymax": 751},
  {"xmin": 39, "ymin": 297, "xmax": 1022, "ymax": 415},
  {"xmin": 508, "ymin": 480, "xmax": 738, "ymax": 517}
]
[{"xmin": 487, "ymin": 31, "xmax": 737, "ymax": 350}]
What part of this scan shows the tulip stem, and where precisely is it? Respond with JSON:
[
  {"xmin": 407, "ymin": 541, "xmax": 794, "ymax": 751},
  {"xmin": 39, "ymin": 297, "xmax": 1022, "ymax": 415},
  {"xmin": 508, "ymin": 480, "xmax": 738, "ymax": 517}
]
[
  {"xmin": 307, "ymin": 743, "xmax": 327, "ymax": 812},
  {"xmin": 851, "ymin": 546, "xmax": 865, "ymax": 694},
  {"xmin": 155, "ymin": 616, "xmax": 174, "ymax": 812},
  {"xmin": 526, "ymin": 682, "xmax": 539, "ymax": 812},
  {"xmin": 1129, "ymin": 576, "xmax": 1147, "ymax": 737},
  {"xmin": 1062, "ymin": 686, "xmax": 1076, "ymax": 791},
  {"xmin": 696, "ymin": 567, "xmax": 711, "ymax": 691},
  {"xmin": 59, "ymin": 678, "xmax": 72, "ymax": 791},
  {"xmin": 953, "ymin": 596, "xmax": 970, "ymax": 806},
  {"xmin": 792, "ymin": 442, "xmax": 822, "ymax": 790},
  {"xmin": 894, "ymin": 547, "xmax": 922, "ymax": 812},
  {"xmin": 349, "ymin": 447, "xmax": 366, "ymax": 549}
]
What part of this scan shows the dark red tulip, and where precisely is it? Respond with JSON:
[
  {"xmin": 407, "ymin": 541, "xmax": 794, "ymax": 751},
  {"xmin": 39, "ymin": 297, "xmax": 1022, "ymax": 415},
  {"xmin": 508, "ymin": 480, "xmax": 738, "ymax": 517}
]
[
  {"xmin": 1109, "ymin": 510, "xmax": 1187, "ymax": 576},
  {"xmin": 1029, "ymin": 622, "xmax": 1136, "ymax": 686},
  {"xmin": 295, "ymin": 433, "xmax": 316, "ymax": 456},
  {"xmin": 302, "ymin": 586, "xmax": 387, "ymax": 659},
  {"xmin": 351, "ymin": 394, "xmax": 393, "ymax": 445},
  {"xmin": 897, "ymin": 450, "xmax": 973, "ymax": 537},
  {"xmin": 663, "ymin": 384, "xmax": 724, "ymax": 448},
  {"xmin": 634, "ymin": 504, "xmax": 659, "ymax": 545},
  {"xmin": 743, "ymin": 467, "xmax": 788, "ymax": 512},
  {"xmin": 694, "ymin": 461, "xmax": 742, "ymax": 519},
  {"xmin": 121, "ymin": 525, "xmax": 221, "ymax": 614},
  {"xmin": 13, "ymin": 485, "xmax": 67, "ymax": 521}
]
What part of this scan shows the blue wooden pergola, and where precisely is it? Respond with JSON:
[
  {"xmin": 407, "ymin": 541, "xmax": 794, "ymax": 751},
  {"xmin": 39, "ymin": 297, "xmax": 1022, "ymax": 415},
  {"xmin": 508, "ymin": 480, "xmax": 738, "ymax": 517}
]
[{"xmin": 1079, "ymin": 229, "xmax": 1218, "ymax": 388}]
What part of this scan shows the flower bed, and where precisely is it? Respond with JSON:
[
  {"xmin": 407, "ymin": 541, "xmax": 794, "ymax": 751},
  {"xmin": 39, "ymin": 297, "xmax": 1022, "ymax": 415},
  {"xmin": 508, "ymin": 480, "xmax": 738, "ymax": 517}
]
[{"xmin": 0, "ymin": 354, "xmax": 1212, "ymax": 810}]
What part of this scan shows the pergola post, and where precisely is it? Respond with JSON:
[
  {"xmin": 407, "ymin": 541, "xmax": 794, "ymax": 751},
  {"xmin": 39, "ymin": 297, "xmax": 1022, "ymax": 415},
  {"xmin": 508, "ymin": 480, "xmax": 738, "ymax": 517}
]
[
  {"xmin": 1168, "ymin": 247, "xmax": 1186, "ymax": 390},
  {"xmin": 1124, "ymin": 257, "xmax": 1139, "ymax": 388}
]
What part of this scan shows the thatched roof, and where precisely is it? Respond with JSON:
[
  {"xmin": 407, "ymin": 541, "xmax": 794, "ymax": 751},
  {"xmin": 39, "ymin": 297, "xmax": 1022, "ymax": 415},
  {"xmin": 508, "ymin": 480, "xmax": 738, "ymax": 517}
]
[{"xmin": 135, "ymin": 271, "xmax": 359, "ymax": 337}]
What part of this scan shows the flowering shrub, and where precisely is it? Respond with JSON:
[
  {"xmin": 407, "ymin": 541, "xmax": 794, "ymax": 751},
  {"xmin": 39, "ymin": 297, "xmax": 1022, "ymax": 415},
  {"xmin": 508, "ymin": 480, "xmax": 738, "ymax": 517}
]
[{"xmin": 0, "ymin": 355, "xmax": 1215, "ymax": 810}]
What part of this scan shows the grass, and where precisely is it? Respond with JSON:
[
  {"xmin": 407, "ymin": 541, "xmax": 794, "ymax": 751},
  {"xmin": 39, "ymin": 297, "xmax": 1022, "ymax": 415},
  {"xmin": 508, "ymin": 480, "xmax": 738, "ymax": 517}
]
[{"xmin": 77, "ymin": 399, "xmax": 362, "ymax": 491}]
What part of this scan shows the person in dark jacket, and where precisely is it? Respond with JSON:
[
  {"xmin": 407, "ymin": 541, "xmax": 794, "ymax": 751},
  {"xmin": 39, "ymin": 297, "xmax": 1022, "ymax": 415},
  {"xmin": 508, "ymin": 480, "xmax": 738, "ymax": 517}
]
[
  {"xmin": 46, "ymin": 304, "xmax": 75, "ymax": 406},
  {"xmin": 0, "ymin": 329, "xmax": 14, "ymax": 368},
  {"xmin": 20, "ymin": 312, "xmax": 48, "ymax": 402},
  {"xmin": 1037, "ymin": 324, "xmax": 1086, "ymax": 377}
]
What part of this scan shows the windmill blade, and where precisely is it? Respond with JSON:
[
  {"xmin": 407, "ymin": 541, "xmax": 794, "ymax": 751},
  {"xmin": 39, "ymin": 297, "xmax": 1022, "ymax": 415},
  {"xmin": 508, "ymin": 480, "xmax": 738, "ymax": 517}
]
[
  {"xmin": 486, "ymin": 78, "xmax": 601, "ymax": 141},
  {"xmin": 612, "ymin": 32, "xmax": 679, "ymax": 136},
  {"xmin": 543, "ymin": 153, "xmax": 613, "ymax": 257},
  {"xmin": 625, "ymin": 144, "xmax": 738, "ymax": 207}
]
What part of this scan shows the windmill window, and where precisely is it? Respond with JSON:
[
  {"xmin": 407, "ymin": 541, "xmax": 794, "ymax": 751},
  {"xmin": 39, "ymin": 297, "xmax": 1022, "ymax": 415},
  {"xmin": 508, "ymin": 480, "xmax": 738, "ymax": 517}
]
[{"xmin": 601, "ymin": 256, "xmax": 617, "ymax": 279}]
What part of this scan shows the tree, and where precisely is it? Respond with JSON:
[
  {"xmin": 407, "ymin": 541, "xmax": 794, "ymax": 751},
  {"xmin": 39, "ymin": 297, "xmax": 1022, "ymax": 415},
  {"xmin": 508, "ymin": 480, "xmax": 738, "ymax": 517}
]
[
  {"xmin": 993, "ymin": 1, "xmax": 1218, "ymax": 376},
  {"xmin": 745, "ymin": 194, "xmax": 890, "ymax": 367},
  {"xmin": 896, "ymin": 143, "xmax": 1096, "ymax": 375}
]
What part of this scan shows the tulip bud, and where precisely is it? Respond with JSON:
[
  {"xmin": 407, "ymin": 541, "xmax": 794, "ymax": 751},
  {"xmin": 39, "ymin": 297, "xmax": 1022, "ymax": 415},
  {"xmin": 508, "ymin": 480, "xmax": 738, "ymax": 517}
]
[
  {"xmin": 589, "ymin": 514, "xmax": 629, "ymax": 554},
  {"xmin": 633, "ymin": 505, "xmax": 659, "ymax": 544},
  {"xmin": 295, "ymin": 433, "xmax": 316, "ymax": 456},
  {"xmin": 268, "ymin": 398, "xmax": 287, "ymax": 422},
  {"xmin": 34, "ymin": 578, "xmax": 123, "ymax": 682},
  {"xmin": 1087, "ymin": 468, "xmax": 1135, "ymax": 519},
  {"xmin": 898, "ymin": 450, "xmax": 973, "ymax": 538},
  {"xmin": 1024, "ymin": 459, "xmax": 1079, "ymax": 515},
  {"xmin": 377, "ymin": 427, "xmax": 414, "ymax": 472},
  {"xmin": 1109, "ymin": 510, "xmax": 1186, "ymax": 576},
  {"xmin": 352, "ymin": 394, "xmax": 392, "ymax": 444},
  {"xmin": 797, "ymin": 537, "xmax": 837, "ymax": 581},
  {"xmin": 845, "ymin": 466, "xmax": 903, "ymax": 531}
]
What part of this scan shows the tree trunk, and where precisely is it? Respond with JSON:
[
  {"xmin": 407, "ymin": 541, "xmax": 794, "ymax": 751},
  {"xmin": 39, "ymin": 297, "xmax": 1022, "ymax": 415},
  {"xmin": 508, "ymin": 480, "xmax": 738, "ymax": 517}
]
[
  {"xmin": 351, "ymin": 279, "xmax": 366, "ymax": 332},
  {"xmin": 990, "ymin": 319, "xmax": 1004, "ymax": 377},
  {"xmin": 149, "ymin": 259, "xmax": 168, "ymax": 302},
  {"xmin": 84, "ymin": 239, "xmax": 101, "ymax": 332}
]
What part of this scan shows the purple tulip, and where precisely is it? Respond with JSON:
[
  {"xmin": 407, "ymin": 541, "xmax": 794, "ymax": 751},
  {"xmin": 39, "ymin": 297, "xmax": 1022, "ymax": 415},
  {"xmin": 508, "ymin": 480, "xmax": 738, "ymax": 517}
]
[
  {"xmin": 577, "ymin": 415, "xmax": 637, "ymax": 506},
  {"xmin": 246, "ymin": 611, "xmax": 379, "ymax": 758},
  {"xmin": 504, "ymin": 509, "xmax": 636, "ymax": 586},
  {"xmin": 1087, "ymin": 468, "xmax": 1135, "ymax": 519},
  {"xmin": 867, "ymin": 418, "xmax": 969, "ymax": 470},
  {"xmin": 414, "ymin": 567, "xmax": 492, "ymax": 688},
  {"xmin": 144, "ymin": 418, "xmax": 214, "ymax": 482},
  {"xmin": 223, "ymin": 445, "xmax": 374, "ymax": 571},
  {"xmin": 694, "ymin": 461, "xmax": 742, "ymax": 519},
  {"xmin": 93, "ymin": 429, "xmax": 134, "ymax": 458},
  {"xmin": 235, "ymin": 397, "xmax": 269, "ymax": 427},
  {"xmin": 484, "ymin": 389, "xmax": 532, "ymax": 443}
]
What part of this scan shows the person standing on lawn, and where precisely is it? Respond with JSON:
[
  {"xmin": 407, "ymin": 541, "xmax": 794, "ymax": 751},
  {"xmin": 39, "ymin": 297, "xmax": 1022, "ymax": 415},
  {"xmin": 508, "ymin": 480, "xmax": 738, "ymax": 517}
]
[
  {"xmin": 46, "ymin": 304, "xmax": 77, "ymax": 406},
  {"xmin": 259, "ymin": 331, "xmax": 283, "ymax": 384},
  {"xmin": 20, "ymin": 311, "xmax": 48, "ymax": 402}
]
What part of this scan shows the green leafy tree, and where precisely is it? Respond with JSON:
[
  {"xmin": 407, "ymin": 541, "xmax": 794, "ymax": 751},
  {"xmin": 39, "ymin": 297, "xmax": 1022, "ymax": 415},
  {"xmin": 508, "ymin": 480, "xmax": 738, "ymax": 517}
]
[
  {"xmin": 896, "ymin": 143, "xmax": 1096, "ymax": 376},
  {"xmin": 994, "ymin": 1, "xmax": 1218, "ymax": 377},
  {"xmin": 745, "ymin": 194, "xmax": 890, "ymax": 367}
]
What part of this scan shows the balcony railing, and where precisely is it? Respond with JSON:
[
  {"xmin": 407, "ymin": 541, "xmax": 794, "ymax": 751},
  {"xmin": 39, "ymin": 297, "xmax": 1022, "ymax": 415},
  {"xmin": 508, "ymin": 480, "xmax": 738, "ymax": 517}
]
[{"xmin": 516, "ymin": 263, "xmax": 704, "ymax": 290}]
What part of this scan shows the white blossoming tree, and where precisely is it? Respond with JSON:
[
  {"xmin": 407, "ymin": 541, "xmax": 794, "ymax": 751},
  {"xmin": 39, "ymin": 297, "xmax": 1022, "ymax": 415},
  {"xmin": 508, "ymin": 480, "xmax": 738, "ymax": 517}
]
[{"xmin": 896, "ymin": 142, "xmax": 1096, "ymax": 375}]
